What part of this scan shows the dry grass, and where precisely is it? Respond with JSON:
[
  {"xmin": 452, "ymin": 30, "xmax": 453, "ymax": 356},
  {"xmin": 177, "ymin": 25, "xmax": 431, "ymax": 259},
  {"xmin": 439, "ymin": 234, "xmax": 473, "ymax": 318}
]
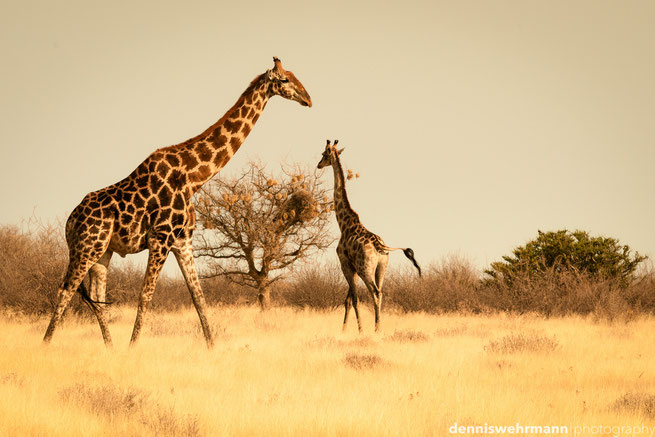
[
  {"xmin": 0, "ymin": 223, "xmax": 256, "ymax": 317},
  {"xmin": 58, "ymin": 382, "xmax": 200, "ymax": 436},
  {"xmin": 385, "ymin": 329, "xmax": 430, "ymax": 343},
  {"xmin": 343, "ymin": 353, "xmax": 386, "ymax": 370},
  {"xmin": 484, "ymin": 332, "xmax": 561, "ymax": 354},
  {"xmin": 611, "ymin": 393, "xmax": 655, "ymax": 418},
  {"xmin": 2, "ymin": 223, "xmax": 654, "ymax": 321},
  {"xmin": 1, "ymin": 306, "xmax": 654, "ymax": 436}
]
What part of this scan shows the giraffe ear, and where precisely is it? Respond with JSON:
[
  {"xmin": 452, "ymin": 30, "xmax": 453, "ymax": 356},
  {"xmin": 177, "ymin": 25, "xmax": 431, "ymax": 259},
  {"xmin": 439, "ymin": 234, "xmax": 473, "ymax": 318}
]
[{"xmin": 336, "ymin": 147, "xmax": 345, "ymax": 155}]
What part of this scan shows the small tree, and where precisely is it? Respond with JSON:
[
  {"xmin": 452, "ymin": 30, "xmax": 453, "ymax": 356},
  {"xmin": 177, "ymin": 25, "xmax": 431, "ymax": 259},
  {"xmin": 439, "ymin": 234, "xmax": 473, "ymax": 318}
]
[
  {"xmin": 193, "ymin": 161, "xmax": 334, "ymax": 309},
  {"xmin": 485, "ymin": 229, "xmax": 647, "ymax": 286}
]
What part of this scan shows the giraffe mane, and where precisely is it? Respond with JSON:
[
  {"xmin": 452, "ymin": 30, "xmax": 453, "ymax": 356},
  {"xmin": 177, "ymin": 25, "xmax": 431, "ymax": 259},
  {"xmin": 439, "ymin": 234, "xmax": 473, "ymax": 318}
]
[{"xmin": 177, "ymin": 73, "xmax": 266, "ymax": 147}]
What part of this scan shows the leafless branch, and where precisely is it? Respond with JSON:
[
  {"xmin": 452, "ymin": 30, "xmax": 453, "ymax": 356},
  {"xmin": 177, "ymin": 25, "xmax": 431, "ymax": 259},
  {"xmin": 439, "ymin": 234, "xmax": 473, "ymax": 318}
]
[{"xmin": 193, "ymin": 160, "xmax": 335, "ymax": 295}]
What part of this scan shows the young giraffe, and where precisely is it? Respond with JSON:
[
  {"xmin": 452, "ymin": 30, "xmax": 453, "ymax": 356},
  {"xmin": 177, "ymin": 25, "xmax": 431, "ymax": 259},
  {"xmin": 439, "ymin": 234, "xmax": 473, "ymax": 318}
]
[
  {"xmin": 43, "ymin": 57, "xmax": 312, "ymax": 348},
  {"xmin": 317, "ymin": 140, "xmax": 421, "ymax": 332}
]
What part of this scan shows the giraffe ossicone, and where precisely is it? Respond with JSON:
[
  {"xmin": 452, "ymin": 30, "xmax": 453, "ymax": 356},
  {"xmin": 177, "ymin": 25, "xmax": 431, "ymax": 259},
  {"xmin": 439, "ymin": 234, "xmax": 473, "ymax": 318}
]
[
  {"xmin": 317, "ymin": 140, "xmax": 421, "ymax": 333},
  {"xmin": 42, "ymin": 57, "xmax": 312, "ymax": 348}
]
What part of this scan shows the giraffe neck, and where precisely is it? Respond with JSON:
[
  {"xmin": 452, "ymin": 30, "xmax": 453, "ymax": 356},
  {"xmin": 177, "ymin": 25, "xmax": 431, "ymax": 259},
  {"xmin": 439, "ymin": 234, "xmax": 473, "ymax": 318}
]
[
  {"xmin": 331, "ymin": 155, "xmax": 360, "ymax": 232},
  {"xmin": 164, "ymin": 74, "xmax": 272, "ymax": 196}
]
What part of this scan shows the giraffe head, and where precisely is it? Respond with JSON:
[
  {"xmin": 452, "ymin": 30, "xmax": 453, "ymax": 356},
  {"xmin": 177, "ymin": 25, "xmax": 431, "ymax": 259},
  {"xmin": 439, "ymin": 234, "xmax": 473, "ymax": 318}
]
[
  {"xmin": 266, "ymin": 57, "xmax": 312, "ymax": 107},
  {"xmin": 317, "ymin": 139, "xmax": 344, "ymax": 169}
]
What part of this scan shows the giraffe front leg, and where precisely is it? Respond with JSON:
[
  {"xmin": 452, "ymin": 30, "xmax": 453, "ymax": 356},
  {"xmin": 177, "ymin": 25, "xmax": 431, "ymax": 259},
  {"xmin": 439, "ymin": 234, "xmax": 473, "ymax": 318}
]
[
  {"xmin": 172, "ymin": 239, "xmax": 214, "ymax": 348},
  {"xmin": 130, "ymin": 240, "xmax": 169, "ymax": 347}
]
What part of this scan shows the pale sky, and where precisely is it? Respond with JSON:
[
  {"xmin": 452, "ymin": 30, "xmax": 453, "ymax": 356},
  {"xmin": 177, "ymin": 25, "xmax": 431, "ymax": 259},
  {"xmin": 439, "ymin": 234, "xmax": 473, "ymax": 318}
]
[{"xmin": 1, "ymin": 0, "xmax": 654, "ymax": 276}]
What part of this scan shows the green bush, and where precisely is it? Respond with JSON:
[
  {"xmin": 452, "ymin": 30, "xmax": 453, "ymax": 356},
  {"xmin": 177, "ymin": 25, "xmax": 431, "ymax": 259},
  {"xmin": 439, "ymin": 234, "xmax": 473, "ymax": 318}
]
[{"xmin": 485, "ymin": 230, "xmax": 646, "ymax": 286}]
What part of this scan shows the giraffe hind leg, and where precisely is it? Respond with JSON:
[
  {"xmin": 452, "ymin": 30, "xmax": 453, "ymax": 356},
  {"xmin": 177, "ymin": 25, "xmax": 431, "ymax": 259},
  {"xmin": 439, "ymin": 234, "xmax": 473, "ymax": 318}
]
[
  {"xmin": 374, "ymin": 255, "xmax": 389, "ymax": 292},
  {"xmin": 344, "ymin": 290, "xmax": 363, "ymax": 333},
  {"xmin": 43, "ymin": 283, "xmax": 78, "ymax": 344},
  {"xmin": 43, "ymin": 250, "xmax": 106, "ymax": 344},
  {"xmin": 374, "ymin": 255, "xmax": 389, "ymax": 319},
  {"xmin": 362, "ymin": 275, "xmax": 382, "ymax": 332}
]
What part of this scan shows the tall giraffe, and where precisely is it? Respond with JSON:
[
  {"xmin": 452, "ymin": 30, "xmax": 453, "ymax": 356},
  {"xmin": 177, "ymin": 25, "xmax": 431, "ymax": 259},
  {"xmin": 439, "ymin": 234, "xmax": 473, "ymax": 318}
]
[
  {"xmin": 43, "ymin": 57, "xmax": 312, "ymax": 348},
  {"xmin": 317, "ymin": 140, "xmax": 421, "ymax": 332}
]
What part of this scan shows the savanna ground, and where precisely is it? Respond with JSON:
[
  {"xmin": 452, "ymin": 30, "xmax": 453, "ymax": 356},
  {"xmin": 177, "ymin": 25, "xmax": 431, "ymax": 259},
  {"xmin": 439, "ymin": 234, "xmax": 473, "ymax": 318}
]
[
  {"xmin": 1, "ymin": 306, "xmax": 654, "ymax": 437},
  {"xmin": 2, "ymin": 223, "xmax": 655, "ymax": 436}
]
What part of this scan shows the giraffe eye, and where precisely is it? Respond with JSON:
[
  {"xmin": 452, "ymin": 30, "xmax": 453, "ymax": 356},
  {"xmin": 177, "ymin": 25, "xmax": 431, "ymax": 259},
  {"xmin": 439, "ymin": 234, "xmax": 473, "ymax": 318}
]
[{"xmin": 280, "ymin": 78, "xmax": 289, "ymax": 83}]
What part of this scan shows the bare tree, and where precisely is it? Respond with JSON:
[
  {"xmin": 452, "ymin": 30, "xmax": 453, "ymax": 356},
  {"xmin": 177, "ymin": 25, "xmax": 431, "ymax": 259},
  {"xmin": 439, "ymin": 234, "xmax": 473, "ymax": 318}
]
[{"xmin": 193, "ymin": 160, "xmax": 334, "ymax": 309}]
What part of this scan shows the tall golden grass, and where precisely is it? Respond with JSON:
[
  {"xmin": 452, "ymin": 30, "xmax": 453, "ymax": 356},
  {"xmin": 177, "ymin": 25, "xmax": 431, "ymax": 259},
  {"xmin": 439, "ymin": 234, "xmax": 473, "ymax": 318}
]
[{"xmin": 1, "ymin": 306, "xmax": 654, "ymax": 436}]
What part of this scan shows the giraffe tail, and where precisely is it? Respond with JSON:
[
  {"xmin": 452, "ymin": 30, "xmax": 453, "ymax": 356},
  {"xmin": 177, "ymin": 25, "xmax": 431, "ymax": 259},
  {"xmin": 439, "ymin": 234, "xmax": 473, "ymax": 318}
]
[
  {"xmin": 402, "ymin": 248, "xmax": 422, "ymax": 277},
  {"xmin": 379, "ymin": 243, "xmax": 422, "ymax": 277},
  {"xmin": 77, "ymin": 282, "xmax": 111, "ymax": 312}
]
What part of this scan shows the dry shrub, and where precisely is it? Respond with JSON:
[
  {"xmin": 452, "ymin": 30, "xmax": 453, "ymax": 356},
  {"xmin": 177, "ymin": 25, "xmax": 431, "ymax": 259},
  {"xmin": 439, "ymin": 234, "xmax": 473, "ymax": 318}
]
[
  {"xmin": 2, "ymin": 218, "xmax": 653, "ymax": 320},
  {"xmin": 284, "ymin": 264, "xmax": 345, "ymax": 309},
  {"xmin": 304, "ymin": 336, "xmax": 340, "ymax": 349},
  {"xmin": 0, "ymin": 220, "xmax": 258, "ymax": 317},
  {"xmin": 105, "ymin": 263, "xmax": 256, "ymax": 310},
  {"xmin": 480, "ymin": 267, "xmax": 655, "ymax": 319},
  {"xmin": 280, "ymin": 256, "xmax": 655, "ymax": 319},
  {"xmin": 343, "ymin": 353, "xmax": 385, "ymax": 370},
  {"xmin": 374, "ymin": 256, "xmax": 481, "ymax": 313},
  {"xmin": 0, "ymin": 221, "xmax": 87, "ymax": 316},
  {"xmin": 147, "ymin": 407, "xmax": 201, "ymax": 437},
  {"xmin": 1, "ymin": 372, "xmax": 25, "ymax": 387},
  {"xmin": 386, "ymin": 329, "xmax": 430, "ymax": 343},
  {"xmin": 623, "ymin": 264, "xmax": 655, "ymax": 312},
  {"xmin": 59, "ymin": 382, "xmax": 200, "ymax": 436},
  {"xmin": 147, "ymin": 316, "xmax": 199, "ymax": 337},
  {"xmin": 342, "ymin": 337, "xmax": 377, "ymax": 348},
  {"xmin": 480, "ymin": 267, "xmax": 609, "ymax": 315},
  {"xmin": 611, "ymin": 393, "xmax": 655, "ymax": 418},
  {"xmin": 433, "ymin": 326, "xmax": 468, "ymax": 337},
  {"xmin": 200, "ymin": 276, "xmax": 256, "ymax": 306},
  {"xmin": 59, "ymin": 383, "xmax": 150, "ymax": 418},
  {"xmin": 484, "ymin": 332, "xmax": 560, "ymax": 354}
]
